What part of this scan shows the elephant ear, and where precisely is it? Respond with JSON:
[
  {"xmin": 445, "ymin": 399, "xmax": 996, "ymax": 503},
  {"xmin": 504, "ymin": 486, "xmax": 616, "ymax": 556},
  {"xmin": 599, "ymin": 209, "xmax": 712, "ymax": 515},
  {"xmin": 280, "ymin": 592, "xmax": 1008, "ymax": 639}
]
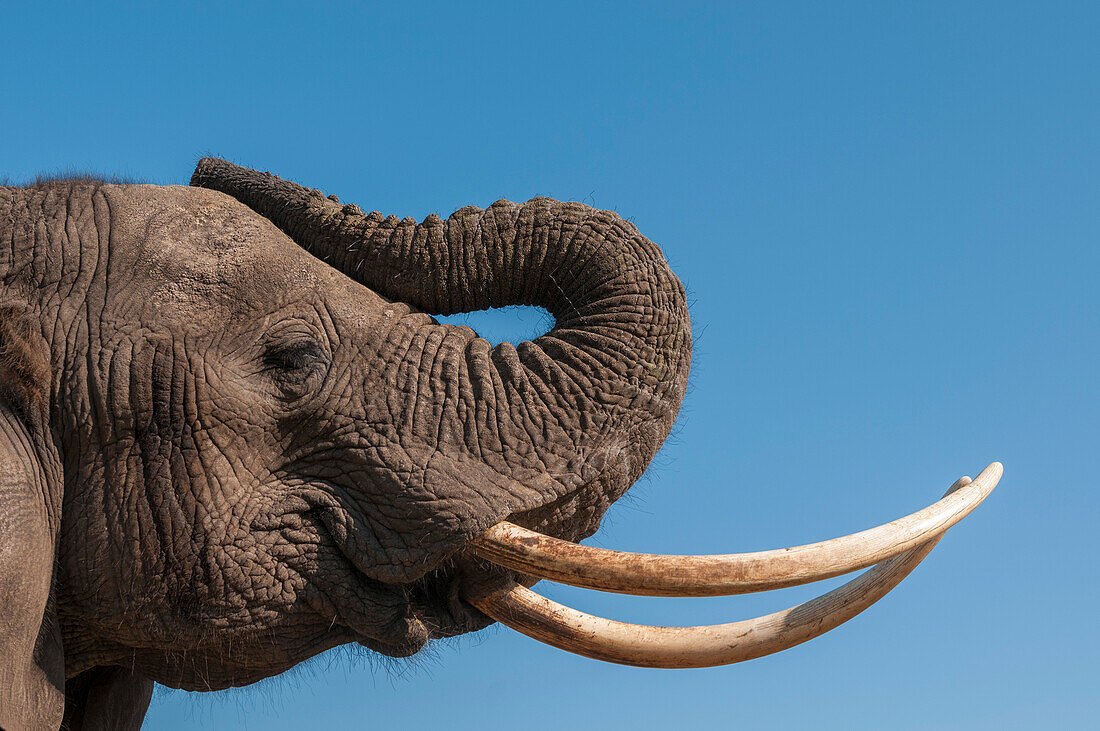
[
  {"xmin": 0, "ymin": 303, "xmax": 52, "ymax": 431},
  {"xmin": 0, "ymin": 302, "xmax": 67, "ymax": 731}
]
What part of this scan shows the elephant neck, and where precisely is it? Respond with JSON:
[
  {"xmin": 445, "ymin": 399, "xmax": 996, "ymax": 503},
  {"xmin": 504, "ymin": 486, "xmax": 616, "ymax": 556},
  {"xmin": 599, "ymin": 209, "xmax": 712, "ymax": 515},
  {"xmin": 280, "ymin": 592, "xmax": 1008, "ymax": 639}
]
[{"xmin": 1, "ymin": 181, "xmax": 108, "ymax": 365}]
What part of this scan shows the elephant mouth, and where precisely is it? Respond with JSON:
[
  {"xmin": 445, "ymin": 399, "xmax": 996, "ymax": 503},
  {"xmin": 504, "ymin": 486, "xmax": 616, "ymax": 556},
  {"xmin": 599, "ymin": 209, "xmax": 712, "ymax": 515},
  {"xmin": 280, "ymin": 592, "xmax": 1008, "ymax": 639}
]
[
  {"xmin": 453, "ymin": 463, "xmax": 1002, "ymax": 669},
  {"xmin": 403, "ymin": 556, "xmax": 517, "ymax": 644}
]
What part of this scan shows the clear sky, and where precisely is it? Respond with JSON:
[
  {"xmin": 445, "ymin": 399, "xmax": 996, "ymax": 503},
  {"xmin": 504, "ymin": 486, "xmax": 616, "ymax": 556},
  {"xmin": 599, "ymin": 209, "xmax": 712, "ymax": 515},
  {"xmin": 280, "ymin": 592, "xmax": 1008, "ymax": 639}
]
[{"xmin": 3, "ymin": 2, "xmax": 1097, "ymax": 728}]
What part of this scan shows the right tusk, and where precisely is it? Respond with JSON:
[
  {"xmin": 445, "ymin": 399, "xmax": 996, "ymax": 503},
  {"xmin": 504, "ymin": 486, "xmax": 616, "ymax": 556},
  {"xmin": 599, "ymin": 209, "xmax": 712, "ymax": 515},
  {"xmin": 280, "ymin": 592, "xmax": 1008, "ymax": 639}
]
[
  {"xmin": 467, "ymin": 483, "xmax": 963, "ymax": 668},
  {"xmin": 472, "ymin": 463, "xmax": 1002, "ymax": 597}
]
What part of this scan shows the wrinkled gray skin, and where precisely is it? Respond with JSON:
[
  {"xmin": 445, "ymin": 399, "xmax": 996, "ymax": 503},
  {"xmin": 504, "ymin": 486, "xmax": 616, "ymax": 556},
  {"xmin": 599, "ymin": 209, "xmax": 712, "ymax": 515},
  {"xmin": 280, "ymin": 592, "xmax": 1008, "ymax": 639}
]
[{"xmin": 0, "ymin": 159, "xmax": 691, "ymax": 730}]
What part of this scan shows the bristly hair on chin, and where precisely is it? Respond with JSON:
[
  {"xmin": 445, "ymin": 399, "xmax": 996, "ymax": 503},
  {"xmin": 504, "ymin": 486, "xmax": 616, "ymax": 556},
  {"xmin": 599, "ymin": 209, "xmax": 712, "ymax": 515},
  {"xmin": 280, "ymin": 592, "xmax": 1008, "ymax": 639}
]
[{"xmin": 154, "ymin": 637, "xmax": 452, "ymax": 720}]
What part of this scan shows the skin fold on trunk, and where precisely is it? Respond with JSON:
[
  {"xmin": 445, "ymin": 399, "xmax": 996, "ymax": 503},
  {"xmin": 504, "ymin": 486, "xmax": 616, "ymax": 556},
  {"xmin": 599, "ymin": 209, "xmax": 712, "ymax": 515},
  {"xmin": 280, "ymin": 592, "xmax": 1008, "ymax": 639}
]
[{"xmin": 192, "ymin": 158, "xmax": 692, "ymax": 549}]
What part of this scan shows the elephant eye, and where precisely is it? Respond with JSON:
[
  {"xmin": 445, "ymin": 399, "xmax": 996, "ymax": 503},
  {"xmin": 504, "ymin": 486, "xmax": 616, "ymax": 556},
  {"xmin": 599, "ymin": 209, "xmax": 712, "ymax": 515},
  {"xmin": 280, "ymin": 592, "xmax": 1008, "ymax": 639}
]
[{"xmin": 262, "ymin": 338, "xmax": 330, "ymax": 398}]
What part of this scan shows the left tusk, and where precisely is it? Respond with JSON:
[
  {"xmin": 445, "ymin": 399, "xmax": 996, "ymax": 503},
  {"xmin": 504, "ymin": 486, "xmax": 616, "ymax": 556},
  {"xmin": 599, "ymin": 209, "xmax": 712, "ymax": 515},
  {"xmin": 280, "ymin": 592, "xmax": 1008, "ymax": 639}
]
[
  {"xmin": 467, "ymin": 504, "xmax": 951, "ymax": 668},
  {"xmin": 472, "ymin": 464, "xmax": 1001, "ymax": 597}
]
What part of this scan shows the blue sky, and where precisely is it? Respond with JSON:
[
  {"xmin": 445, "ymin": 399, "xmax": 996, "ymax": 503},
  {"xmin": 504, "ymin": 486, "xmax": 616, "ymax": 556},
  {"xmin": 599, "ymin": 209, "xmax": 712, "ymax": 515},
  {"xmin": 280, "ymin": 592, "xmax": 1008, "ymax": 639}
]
[{"xmin": 3, "ymin": 2, "xmax": 1097, "ymax": 728}]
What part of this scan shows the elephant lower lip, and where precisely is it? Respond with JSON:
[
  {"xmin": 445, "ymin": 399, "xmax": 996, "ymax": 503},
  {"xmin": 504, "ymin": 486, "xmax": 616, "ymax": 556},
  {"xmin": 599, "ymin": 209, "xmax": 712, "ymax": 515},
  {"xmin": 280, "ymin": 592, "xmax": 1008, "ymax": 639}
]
[
  {"xmin": 404, "ymin": 559, "xmax": 513, "ymax": 641},
  {"xmin": 356, "ymin": 625, "xmax": 429, "ymax": 658}
]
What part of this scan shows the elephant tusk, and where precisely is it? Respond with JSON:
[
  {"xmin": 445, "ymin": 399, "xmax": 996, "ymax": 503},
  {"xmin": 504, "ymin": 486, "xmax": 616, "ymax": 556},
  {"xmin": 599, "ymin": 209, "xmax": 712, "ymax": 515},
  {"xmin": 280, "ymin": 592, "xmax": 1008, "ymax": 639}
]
[
  {"xmin": 466, "ymin": 527, "xmax": 943, "ymax": 669},
  {"xmin": 472, "ymin": 463, "xmax": 1001, "ymax": 597},
  {"xmin": 466, "ymin": 476, "xmax": 977, "ymax": 668}
]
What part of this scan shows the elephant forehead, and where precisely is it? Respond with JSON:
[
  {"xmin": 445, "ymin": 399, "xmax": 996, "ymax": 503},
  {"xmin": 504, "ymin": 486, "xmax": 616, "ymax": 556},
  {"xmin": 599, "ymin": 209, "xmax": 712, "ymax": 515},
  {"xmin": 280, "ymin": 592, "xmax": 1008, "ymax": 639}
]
[{"xmin": 107, "ymin": 184, "xmax": 357, "ymax": 317}]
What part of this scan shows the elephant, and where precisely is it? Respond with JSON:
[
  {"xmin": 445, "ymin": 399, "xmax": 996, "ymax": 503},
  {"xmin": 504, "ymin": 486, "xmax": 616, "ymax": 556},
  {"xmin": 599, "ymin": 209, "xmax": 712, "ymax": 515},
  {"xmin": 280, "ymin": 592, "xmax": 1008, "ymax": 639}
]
[
  {"xmin": 0, "ymin": 159, "xmax": 999, "ymax": 730},
  {"xmin": 0, "ymin": 158, "xmax": 691, "ymax": 729}
]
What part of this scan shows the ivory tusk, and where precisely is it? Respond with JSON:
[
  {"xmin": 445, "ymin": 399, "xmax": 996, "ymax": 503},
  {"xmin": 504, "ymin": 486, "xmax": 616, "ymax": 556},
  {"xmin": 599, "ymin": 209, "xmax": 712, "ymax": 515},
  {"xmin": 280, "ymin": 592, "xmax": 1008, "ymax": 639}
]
[
  {"xmin": 467, "ymin": 479, "xmax": 970, "ymax": 668},
  {"xmin": 472, "ymin": 463, "xmax": 1001, "ymax": 597}
]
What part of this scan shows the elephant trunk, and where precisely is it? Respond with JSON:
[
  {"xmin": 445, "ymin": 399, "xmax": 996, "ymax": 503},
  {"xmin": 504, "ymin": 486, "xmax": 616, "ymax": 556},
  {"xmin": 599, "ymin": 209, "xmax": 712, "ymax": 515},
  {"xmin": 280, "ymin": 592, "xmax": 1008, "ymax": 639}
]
[{"xmin": 191, "ymin": 159, "xmax": 691, "ymax": 543}]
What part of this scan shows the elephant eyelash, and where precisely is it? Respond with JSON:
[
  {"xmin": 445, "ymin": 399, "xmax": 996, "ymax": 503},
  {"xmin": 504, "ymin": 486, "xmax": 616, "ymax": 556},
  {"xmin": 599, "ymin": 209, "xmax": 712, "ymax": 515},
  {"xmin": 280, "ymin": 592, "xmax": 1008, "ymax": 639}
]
[{"xmin": 262, "ymin": 340, "xmax": 329, "ymax": 373}]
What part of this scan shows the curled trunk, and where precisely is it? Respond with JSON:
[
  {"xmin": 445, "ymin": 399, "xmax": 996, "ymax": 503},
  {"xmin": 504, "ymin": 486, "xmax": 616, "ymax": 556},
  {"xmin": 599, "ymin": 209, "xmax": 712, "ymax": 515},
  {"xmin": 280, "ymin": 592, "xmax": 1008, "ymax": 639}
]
[{"xmin": 192, "ymin": 158, "xmax": 691, "ymax": 559}]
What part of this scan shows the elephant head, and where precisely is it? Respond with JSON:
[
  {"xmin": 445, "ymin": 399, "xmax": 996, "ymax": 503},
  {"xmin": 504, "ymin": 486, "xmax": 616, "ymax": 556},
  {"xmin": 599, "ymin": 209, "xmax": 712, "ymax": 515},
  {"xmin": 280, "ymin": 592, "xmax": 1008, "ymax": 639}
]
[{"xmin": 0, "ymin": 160, "xmax": 998, "ymax": 729}]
